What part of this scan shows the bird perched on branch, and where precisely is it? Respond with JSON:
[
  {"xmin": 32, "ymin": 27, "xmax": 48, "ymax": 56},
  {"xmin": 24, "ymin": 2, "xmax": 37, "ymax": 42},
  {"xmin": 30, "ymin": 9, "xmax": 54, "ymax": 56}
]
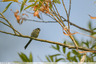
[{"xmin": 24, "ymin": 28, "xmax": 40, "ymax": 49}]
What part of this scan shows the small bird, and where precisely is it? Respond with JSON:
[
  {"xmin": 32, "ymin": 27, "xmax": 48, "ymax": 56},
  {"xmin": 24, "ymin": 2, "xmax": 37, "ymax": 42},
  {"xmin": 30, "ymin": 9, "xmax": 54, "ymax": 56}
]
[{"xmin": 24, "ymin": 28, "xmax": 40, "ymax": 49}]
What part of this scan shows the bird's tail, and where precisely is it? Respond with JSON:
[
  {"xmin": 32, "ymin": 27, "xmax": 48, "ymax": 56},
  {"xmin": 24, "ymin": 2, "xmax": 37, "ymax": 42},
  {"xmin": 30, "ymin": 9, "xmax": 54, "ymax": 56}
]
[{"xmin": 24, "ymin": 39, "xmax": 32, "ymax": 49}]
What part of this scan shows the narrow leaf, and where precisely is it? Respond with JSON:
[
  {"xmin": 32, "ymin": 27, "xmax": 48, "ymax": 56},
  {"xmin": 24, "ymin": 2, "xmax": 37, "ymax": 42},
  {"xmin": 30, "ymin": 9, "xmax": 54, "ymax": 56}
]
[
  {"xmin": 72, "ymin": 50, "xmax": 82, "ymax": 60},
  {"xmin": 63, "ymin": 41, "xmax": 66, "ymax": 53},
  {"xmin": 20, "ymin": 0, "xmax": 27, "ymax": 13},
  {"xmin": 2, "ymin": 2, "xmax": 12, "ymax": 13},
  {"xmin": 49, "ymin": 55, "xmax": 54, "ymax": 62},
  {"xmin": 51, "ymin": 45, "xmax": 57, "ymax": 50},
  {"xmin": 50, "ymin": 54, "xmax": 60, "ymax": 57},
  {"xmin": 73, "ymin": 56, "xmax": 78, "ymax": 62},
  {"xmin": 46, "ymin": 56, "xmax": 51, "ymax": 62},
  {"xmin": 24, "ymin": 3, "xmax": 36, "ymax": 10},
  {"xmin": 56, "ymin": 45, "xmax": 60, "ymax": 51},
  {"xmin": 18, "ymin": 52, "xmax": 30, "ymax": 62},
  {"xmin": 83, "ymin": 41, "xmax": 89, "ymax": 48},
  {"xmin": 2, "ymin": 0, "xmax": 18, "ymax": 2},
  {"xmin": 55, "ymin": 58, "xmax": 65, "ymax": 62},
  {"xmin": 28, "ymin": 0, "xmax": 35, "ymax": 2},
  {"xmin": 91, "ymin": 43, "xmax": 96, "ymax": 49},
  {"xmin": 93, "ymin": 28, "xmax": 96, "ymax": 30},
  {"xmin": 72, "ymin": 50, "xmax": 79, "ymax": 55},
  {"xmin": 53, "ymin": 0, "xmax": 61, "ymax": 4},
  {"xmin": 29, "ymin": 52, "xmax": 33, "ymax": 62},
  {"xmin": 67, "ymin": 52, "xmax": 71, "ymax": 60},
  {"xmin": 88, "ymin": 21, "xmax": 92, "ymax": 30},
  {"xmin": 18, "ymin": 53, "xmax": 27, "ymax": 62}
]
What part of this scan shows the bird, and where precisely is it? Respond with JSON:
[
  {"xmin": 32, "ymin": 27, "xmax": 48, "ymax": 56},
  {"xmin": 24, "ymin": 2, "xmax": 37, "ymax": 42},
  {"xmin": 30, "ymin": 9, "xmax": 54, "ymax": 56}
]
[{"xmin": 24, "ymin": 28, "xmax": 40, "ymax": 49}]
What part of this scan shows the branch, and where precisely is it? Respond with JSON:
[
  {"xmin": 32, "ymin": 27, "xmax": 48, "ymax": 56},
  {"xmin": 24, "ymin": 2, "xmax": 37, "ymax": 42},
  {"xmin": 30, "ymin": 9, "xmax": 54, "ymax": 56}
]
[{"xmin": 0, "ymin": 30, "xmax": 96, "ymax": 52}]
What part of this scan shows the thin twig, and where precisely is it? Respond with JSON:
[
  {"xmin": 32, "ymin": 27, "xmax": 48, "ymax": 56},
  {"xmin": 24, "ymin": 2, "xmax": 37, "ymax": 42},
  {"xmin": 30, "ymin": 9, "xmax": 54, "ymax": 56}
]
[
  {"xmin": 62, "ymin": 0, "xmax": 67, "ymax": 15},
  {"xmin": 0, "ymin": 13, "xmax": 22, "ymax": 35},
  {"xmin": 0, "ymin": 21, "xmax": 10, "ymax": 27},
  {"xmin": 53, "ymin": 3, "xmax": 65, "ymax": 27},
  {"xmin": 44, "ymin": 13, "xmax": 55, "ymax": 20},
  {"xmin": 68, "ymin": 0, "xmax": 71, "ymax": 16},
  {"xmin": 68, "ymin": 0, "xmax": 71, "ymax": 30},
  {"xmin": 23, "ymin": 18, "xmax": 58, "ymax": 23},
  {"xmin": 0, "ymin": 13, "xmax": 16, "ymax": 34},
  {"xmin": 77, "ymin": 32, "xmax": 96, "ymax": 39}
]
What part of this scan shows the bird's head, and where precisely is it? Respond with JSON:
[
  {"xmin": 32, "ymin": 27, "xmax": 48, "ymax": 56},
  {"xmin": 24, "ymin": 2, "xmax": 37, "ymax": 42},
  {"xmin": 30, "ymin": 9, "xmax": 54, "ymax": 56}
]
[{"xmin": 36, "ymin": 28, "xmax": 40, "ymax": 31}]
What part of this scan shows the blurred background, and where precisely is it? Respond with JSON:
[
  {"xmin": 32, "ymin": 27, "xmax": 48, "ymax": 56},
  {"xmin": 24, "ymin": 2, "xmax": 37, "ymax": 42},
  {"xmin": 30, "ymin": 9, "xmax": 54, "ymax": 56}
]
[{"xmin": 0, "ymin": 0, "xmax": 96, "ymax": 62}]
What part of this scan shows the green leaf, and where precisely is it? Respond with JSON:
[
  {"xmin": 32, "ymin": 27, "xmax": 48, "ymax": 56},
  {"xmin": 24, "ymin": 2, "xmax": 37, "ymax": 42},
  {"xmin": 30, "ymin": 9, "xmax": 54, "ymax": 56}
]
[
  {"xmin": 29, "ymin": 52, "xmax": 33, "ymax": 62},
  {"xmin": 18, "ymin": 52, "xmax": 29, "ymax": 62},
  {"xmin": 63, "ymin": 41, "xmax": 66, "ymax": 53},
  {"xmin": 54, "ymin": 57, "xmax": 57, "ymax": 62},
  {"xmin": 56, "ymin": 45, "xmax": 60, "ymax": 51},
  {"xmin": 93, "ymin": 28, "xmax": 96, "ymax": 30},
  {"xmin": 49, "ymin": 55, "xmax": 54, "ymax": 62},
  {"xmin": 55, "ymin": 58, "xmax": 65, "ymax": 62},
  {"xmin": 70, "ymin": 56, "xmax": 78, "ymax": 62},
  {"xmin": 51, "ymin": 45, "xmax": 57, "ymax": 50},
  {"xmin": 2, "ymin": 0, "xmax": 18, "ymax": 2},
  {"xmin": 24, "ymin": 3, "xmax": 36, "ymax": 10},
  {"xmin": 78, "ymin": 54, "xmax": 82, "ymax": 61},
  {"xmin": 91, "ymin": 43, "xmax": 96, "ymax": 49},
  {"xmin": 82, "ymin": 41, "xmax": 89, "ymax": 48},
  {"xmin": 53, "ymin": 0, "xmax": 61, "ymax": 4},
  {"xmin": 67, "ymin": 52, "xmax": 71, "ymax": 60},
  {"xmin": 91, "ymin": 32, "xmax": 96, "ymax": 35},
  {"xmin": 36, "ymin": 0, "xmax": 39, "ymax": 2},
  {"xmin": 46, "ymin": 56, "xmax": 51, "ymax": 62},
  {"xmin": 63, "ymin": 47, "xmax": 66, "ymax": 54},
  {"xmin": 72, "ymin": 50, "xmax": 79, "ymax": 55},
  {"xmin": 86, "ymin": 55, "xmax": 93, "ymax": 62},
  {"xmin": 51, "ymin": 45, "xmax": 60, "ymax": 51},
  {"xmin": 50, "ymin": 54, "xmax": 61, "ymax": 57},
  {"xmin": 18, "ymin": 53, "xmax": 27, "ymax": 62},
  {"xmin": 72, "ymin": 50, "xmax": 82, "ymax": 61},
  {"xmin": 88, "ymin": 21, "xmax": 92, "ymax": 31},
  {"xmin": 73, "ymin": 56, "xmax": 78, "ymax": 62},
  {"xmin": 20, "ymin": 0, "xmax": 27, "ymax": 13},
  {"xmin": 28, "ymin": 0, "xmax": 35, "ymax": 2},
  {"xmin": 49, "ymin": 3, "xmax": 52, "ymax": 9},
  {"xmin": 2, "ymin": 2, "xmax": 12, "ymax": 13}
]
